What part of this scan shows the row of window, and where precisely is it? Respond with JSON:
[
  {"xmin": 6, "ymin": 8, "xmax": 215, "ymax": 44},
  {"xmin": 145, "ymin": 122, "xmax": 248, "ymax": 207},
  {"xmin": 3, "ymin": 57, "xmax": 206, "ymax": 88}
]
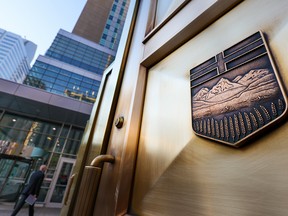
[
  {"xmin": 45, "ymin": 52, "xmax": 112, "ymax": 75},
  {"xmin": 0, "ymin": 113, "xmax": 83, "ymax": 139},
  {"xmin": 33, "ymin": 61, "xmax": 101, "ymax": 82},
  {"xmin": 0, "ymin": 112, "xmax": 84, "ymax": 156},
  {"xmin": 25, "ymin": 61, "xmax": 101, "ymax": 101},
  {"xmin": 45, "ymin": 34, "xmax": 114, "ymax": 74},
  {"xmin": 48, "ymin": 45, "xmax": 108, "ymax": 61},
  {"xmin": 101, "ymin": 0, "xmax": 129, "ymax": 50},
  {"xmin": 51, "ymin": 34, "xmax": 111, "ymax": 56},
  {"xmin": 25, "ymin": 75, "xmax": 100, "ymax": 100},
  {"xmin": 46, "ymin": 49, "xmax": 111, "ymax": 68},
  {"xmin": 49, "ymin": 42, "xmax": 108, "ymax": 58}
]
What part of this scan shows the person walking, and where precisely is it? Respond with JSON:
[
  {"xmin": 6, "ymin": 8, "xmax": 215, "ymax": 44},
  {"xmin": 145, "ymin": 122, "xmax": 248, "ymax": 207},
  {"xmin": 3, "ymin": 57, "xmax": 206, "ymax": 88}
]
[{"xmin": 11, "ymin": 164, "xmax": 47, "ymax": 216}]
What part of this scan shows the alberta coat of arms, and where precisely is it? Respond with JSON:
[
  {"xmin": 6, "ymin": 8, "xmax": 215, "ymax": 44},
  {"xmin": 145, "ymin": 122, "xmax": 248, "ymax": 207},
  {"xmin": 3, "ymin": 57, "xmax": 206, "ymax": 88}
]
[{"xmin": 190, "ymin": 31, "xmax": 287, "ymax": 147}]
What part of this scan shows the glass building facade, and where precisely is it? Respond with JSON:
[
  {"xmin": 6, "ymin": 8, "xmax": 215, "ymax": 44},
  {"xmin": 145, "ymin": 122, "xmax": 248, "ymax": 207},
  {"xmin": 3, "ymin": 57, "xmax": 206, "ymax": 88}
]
[
  {"xmin": 24, "ymin": 29, "xmax": 116, "ymax": 103},
  {"xmin": 24, "ymin": 0, "xmax": 130, "ymax": 103},
  {"xmin": 99, "ymin": 0, "xmax": 130, "ymax": 51},
  {"xmin": 45, "ymin": 32, "xmax": 115, "ymax": 75},
  {"xmin": 0, "ymin": 0, "xmax": 131, "ymax": 208},
  {"xmin": 0, "ymin": 109, "xmax": 85, "ymax": 204},
  {"xmin": 24, "ymin": 56, "xmax": 101, "ymax": 103}
]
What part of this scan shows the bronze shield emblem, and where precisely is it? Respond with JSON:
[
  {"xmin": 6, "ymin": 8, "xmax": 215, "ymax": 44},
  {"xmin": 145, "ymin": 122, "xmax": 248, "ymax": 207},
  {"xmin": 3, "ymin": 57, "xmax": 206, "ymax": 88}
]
[{"xmin": 190, "ymin": 31, "xmax": 287, "ymax": 147}]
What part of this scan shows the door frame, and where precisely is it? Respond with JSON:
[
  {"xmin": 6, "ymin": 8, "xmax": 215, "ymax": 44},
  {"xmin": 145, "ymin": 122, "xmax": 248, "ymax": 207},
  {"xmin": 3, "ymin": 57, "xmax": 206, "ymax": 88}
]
[{"xmin": 46, "ymin": 157, "xmax": 75, "ymax": 208}]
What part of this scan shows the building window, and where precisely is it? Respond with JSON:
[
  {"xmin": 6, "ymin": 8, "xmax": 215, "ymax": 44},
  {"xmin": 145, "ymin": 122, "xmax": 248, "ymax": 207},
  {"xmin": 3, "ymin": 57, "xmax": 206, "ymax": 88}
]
[
  {"xmin": 112, "ymin": 4, "xmax": 117, "ymax": 11},
  {"xmin": 145, "ymin": 0, "xmax": 187, "ymax": 35}
]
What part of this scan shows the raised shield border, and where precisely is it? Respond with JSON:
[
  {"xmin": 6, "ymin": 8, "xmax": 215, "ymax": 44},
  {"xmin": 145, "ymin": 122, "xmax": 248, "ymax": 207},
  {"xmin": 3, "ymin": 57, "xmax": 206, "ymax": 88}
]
[{"xmin": 190, "ymin": 31, "xmax": 287, "ymax": 147}]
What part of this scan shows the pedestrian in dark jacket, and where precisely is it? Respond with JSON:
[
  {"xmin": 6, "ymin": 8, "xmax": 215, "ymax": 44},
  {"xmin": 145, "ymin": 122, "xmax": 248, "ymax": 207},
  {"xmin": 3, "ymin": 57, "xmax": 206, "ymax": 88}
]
[{"xmin": 11, "ymin": 165, "xmax": 47, "ymax": 216}]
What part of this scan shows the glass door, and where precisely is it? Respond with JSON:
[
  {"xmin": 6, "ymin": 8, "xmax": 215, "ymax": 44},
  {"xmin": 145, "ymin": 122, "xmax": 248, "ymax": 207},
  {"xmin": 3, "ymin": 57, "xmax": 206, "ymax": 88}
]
[
  {"xmin": 0, "ymin": 155, "xmax": 32, "ymax": 202},
  {"xmin": 46, "ymin": 157, "xmax": 75, "ymax": 208}
]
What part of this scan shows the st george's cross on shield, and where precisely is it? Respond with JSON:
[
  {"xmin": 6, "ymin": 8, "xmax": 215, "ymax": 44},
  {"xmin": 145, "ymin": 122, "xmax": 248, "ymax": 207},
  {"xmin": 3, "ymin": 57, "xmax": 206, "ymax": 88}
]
[{"xmin": 190, "ymin": 31, "xmax": 287, "ymax": 147}]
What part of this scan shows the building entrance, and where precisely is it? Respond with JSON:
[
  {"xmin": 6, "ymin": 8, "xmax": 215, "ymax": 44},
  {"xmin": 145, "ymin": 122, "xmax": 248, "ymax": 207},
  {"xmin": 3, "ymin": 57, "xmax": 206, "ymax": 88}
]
[
  {"xmin": 0, "ymin": 154, "xmax": 32, "ymax": 202},
  {"xmin": 46, "ymin": 157, "xmax": 75, "ymax": 208}
]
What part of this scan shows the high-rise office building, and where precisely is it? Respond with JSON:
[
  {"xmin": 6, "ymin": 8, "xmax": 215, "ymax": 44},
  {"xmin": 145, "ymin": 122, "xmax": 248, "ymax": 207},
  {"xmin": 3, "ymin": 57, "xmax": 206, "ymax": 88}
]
[
  {"xmin": 73, "ymin": 0, "xmax": 129, "ymax": 51},
  {"xmin": 24, "ymin": 29, "xmax": 114, "ymax": 103},
  {"xmin": 0, "ymin": 0, "xmax": 131, "ymax": 208},
  {"xmin": 24, "ymin": 0, "xmax": 130, "ymax": 103},
  {"xmin": 72, "ymin": 0, "xmax": 114, "ymax": 44},
  {"xmin": 0, "ymin": 28, "xmax": 36, "ymax": 83}
]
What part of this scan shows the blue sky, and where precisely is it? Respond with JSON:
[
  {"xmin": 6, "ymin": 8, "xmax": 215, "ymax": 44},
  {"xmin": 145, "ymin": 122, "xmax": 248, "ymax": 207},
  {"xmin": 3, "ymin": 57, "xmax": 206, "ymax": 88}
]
[{"xmin": 0, "ymin": 0, "xmax": 87, "ymax": 63}]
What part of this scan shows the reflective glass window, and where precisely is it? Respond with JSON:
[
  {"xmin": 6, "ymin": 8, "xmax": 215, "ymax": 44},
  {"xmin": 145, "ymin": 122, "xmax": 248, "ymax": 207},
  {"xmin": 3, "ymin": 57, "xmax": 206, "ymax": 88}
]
[
  {"xmin": 0, "ymin": 128, "xmax": 28, "ymax": 154},
  {"xmin": 69, "ymin": 78, "xmax": 81, "ymax": 86},
  {"xmin": 83, "ymin": 77, "xmax": 93, "ymax": 84},
  {"xmin": 60, "ymin": 69, "xmax": 71, "ymax": 77},
  {"xmin": 34, "ymin": 61, "xmax": 48, "ymax": 69},
  {"xmin": 55, "ymin": 79, "xmax": 68, "ymax": 87},
  {"xmin": 29, "ymin": 71, "xmax": 42, "ymax": 78},
  {"xmin": 25, "ymin": 133, "xmax": 56, "ymax": 152},
  {"xmin": 42, "ymin": 75, "xmax": 56, "ymax": 83},
  {"xmin": 48, "ymin": 153, "xmax": 60, "ymax": 170},
  {"xmin": 33, "ymin": 66, "xmax": 46, "ymax": 74},
  {"xmin": 54, "ymin": 138, "xmax": 66, "ymax": 153},
  {"xmin": 63, "ymin": 139, "xmax": 81, "ymax": 155},
  {"xmin": 60, "ymin": 126, "xmax": 70, "ymax": 138},
  {"xmin": 53, "ymin": 85, "xmax": 66, "ymax": 93},
  {"xmin": 0, "ymin": 114, "xmax": 33, "ymax": 131},
  {"xmin": 155, "ymin": 0, "xmax": 186, "ymax": 26},
  {"xmin": 46, "ymin": 71, "xmax": 58, "ymax": 78},
  {"xmin": 47, "ymin": 65, "xmax": 60, "ymax": 73},
  {"xmin": 32, "ymin": 121, "xmax": 61, "ymax": 136},
  {"xmin": 68, "ymin": 127, "xmax": 83, "ymax": 140}
]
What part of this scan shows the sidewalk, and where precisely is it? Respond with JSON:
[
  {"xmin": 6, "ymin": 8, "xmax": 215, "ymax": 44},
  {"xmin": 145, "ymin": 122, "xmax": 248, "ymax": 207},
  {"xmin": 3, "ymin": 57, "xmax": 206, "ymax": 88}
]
[{"xmin": 0, "ymin": 202, "xmax": 61, "ymax": 216}]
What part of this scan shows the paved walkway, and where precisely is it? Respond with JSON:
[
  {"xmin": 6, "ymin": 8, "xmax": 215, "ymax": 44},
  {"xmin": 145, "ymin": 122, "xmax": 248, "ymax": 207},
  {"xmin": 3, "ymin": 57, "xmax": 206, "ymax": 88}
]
[{"xmin": 0, "ymin": 203, "xmax": 61, "ymax": 216}]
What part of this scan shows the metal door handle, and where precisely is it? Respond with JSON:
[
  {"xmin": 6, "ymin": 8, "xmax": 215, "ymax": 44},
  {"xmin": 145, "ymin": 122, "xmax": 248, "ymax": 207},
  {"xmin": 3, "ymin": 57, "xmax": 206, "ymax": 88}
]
[
  {"xmin": 73, "ymin": 154, "xmax": 115, "ymax": 216},
  {"xmin": 64, "ymin": 173, "xmax": 76, "ymax": 205},
  {"xmin": 91, "ymin": 154, "xmax": 115, "ymax": 167}
]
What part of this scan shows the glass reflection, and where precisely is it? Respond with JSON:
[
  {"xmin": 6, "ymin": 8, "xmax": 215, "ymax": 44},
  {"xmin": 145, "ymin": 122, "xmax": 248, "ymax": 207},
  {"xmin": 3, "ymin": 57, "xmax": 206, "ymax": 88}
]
[
  {"xmin": 0, "ymin": 160, "xmax": 31, "ymax": 202},
  {"xmin": 154, "ymin": 0, "xmax": 186, "ymax": 27},
  {"xmin": 49, "ymin": 153, "xmax": 60, "ymax": 170},
  {"xmin": 64, "ymin": 139, "xmax": 80, "ymax": 155},
  {"xmin": 0, "ymin": 114, "xmax": 33, "ymax": 131},
  {"xmin": 54, "ymin": 138, "xmax": 66, "ymax": 153},
  {"xmin": 50, "ymin": 162, "xmax": 73, "ymax": 203},
  {"xmin": 68, "ymin": 127, "xmax": 83, "ymax": 140},
  {"xmin": 0, "ymin": 111, "xmax": 85, "ymax": 204}
]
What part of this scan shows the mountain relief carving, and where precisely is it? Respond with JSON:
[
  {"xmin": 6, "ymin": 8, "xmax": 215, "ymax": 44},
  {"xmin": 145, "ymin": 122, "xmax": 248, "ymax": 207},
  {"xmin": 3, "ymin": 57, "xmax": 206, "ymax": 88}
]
[
  {"xmin": 193, "ymin": 69, "xmax": 279, "ymax": 119},
  {"xmin": 190, "ymin": 31, "xmax": 287, "ymax": 146}
]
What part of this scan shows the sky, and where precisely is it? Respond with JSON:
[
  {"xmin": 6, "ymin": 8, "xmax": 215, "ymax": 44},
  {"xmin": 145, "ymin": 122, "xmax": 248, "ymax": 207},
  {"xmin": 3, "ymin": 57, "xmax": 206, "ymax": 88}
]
[{"xmin": 0, "ymin": 0, "xmax": 87, "ymax": 64}]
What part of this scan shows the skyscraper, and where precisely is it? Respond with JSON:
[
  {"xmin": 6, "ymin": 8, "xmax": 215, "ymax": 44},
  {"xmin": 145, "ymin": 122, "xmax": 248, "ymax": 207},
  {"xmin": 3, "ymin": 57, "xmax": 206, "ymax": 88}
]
[
  {"xmin": 72, "ymin": 0, "xmax": 114, "ymax": 44},
  {"xmin": 73, "ymin": 0, "xmax": 129, "ymax": 51},
  {"xmin": 24, "ymin": 0, "xmax": 130, "ymax": 103},
  {"xmin": 0, "ymin": 28, "xmax": 36, "ymax": 83}
]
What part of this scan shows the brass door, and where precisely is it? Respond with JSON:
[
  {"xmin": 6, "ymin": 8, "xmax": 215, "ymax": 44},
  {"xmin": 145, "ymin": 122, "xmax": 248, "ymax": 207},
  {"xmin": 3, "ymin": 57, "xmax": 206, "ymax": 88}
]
[
  {"xmin": 128, "ymin": 0, "xmax": 288, "ymax": 215},
  {"xmin": 71, "ymin": 0, "xmax": 288, "ymax": 215}
]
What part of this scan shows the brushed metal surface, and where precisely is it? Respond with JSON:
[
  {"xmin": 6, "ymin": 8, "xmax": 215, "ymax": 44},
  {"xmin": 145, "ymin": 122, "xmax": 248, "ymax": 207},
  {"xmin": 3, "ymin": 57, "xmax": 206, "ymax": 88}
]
[
  {"xmin": 131, "ymin": 0, "xmax": 288, "ymax": 215},
  {"xmin": 142, "ymin": 0, "xmax": 243, "ymax": 67},
  {"xmin": 67, "ymin": 0, "xmax": 288, "ymax": 215},
  {"xmin": 73, "ymin": 166, "xmax": 101, "ymax": 216}
]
